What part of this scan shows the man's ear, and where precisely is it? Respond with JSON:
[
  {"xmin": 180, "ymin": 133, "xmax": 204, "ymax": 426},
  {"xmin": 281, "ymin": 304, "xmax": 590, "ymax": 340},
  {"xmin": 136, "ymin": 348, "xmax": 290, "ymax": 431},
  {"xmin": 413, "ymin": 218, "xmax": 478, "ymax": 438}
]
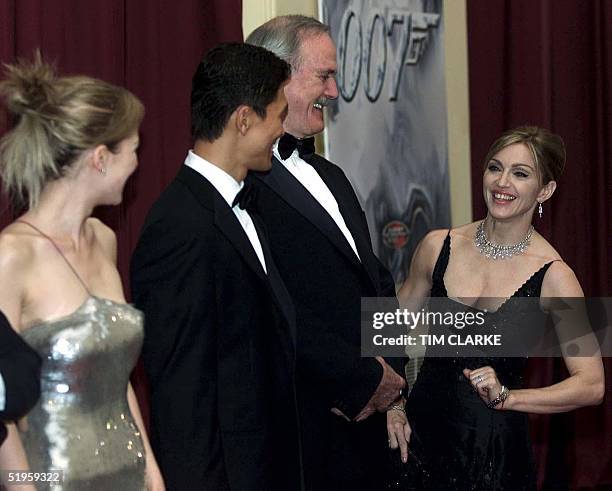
[
  {"xmin": 234, "ymin": 105, "xmax": 253, "ymax": 136},
  {"xmin": 537, "ymin": 180, "xmax": 557, "ymax": 204}
]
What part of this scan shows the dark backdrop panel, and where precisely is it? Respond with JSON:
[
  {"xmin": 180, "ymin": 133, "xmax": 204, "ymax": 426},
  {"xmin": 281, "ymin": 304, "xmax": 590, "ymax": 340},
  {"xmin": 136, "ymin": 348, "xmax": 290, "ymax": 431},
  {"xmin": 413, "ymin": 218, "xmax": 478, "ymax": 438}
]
[{"xmin": 467, "ymin": 1, "xmax": 611, "ymax": 489}]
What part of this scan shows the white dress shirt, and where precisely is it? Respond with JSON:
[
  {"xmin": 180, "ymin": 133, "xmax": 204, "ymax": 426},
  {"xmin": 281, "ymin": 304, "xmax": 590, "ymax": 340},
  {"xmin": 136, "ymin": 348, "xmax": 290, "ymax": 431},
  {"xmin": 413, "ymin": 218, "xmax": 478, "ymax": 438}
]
[
  {"xmin": 273, "ymin": 142, "xmax": 361, "ymax": 261},
  {"xmin": 184, "ymin": 150, "xmax": 267, "ymax": 273}
]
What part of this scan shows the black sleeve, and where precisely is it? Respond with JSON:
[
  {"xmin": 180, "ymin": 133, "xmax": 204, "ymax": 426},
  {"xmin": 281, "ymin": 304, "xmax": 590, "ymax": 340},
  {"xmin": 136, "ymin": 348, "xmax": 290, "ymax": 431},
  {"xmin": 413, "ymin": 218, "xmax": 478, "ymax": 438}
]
[
  {"xmin": 296, "ymin": 316, "xmax": 384, "ymax": 418},
  {"xmin": 130, "ymin": 213, "xmax": 223, "ymax": 488},
  {"xmin": 0, "ymin": 311, "xmax": 41, "ymax": 422}
]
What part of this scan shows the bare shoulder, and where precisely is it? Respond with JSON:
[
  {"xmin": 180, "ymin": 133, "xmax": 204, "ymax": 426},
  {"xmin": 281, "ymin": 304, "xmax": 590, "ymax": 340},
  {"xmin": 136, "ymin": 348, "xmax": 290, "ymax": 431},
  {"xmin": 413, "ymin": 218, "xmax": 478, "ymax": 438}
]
[
  {"xmin": 87, "ymin": 217, "xmax": 115, "ymax": 241},
  {"xmin": 0, "ymin": 224, "xmax": 37, "ymax": 274},
  {"xmin": 87, "ymin": 218, "xmax": 117, "ymax": 255},
  {"xmin": 0, "ymin": 225, "xmax": 39, "ymax": 326},
  {"xmin": 531, "ymin": 230, "xmax": 563, "ymax": 261},
  {"xmin": 417, "ymin": 228, "xmax": 448, "ymax": 259},
  {"xmin": 448, "ymin": 221, "xmax": 478, "ymax": 246},
  {"xmin": 398, "ymin": 228, "xmax": 449, "ymax": 301},
  {"xmin": 86, "ymin": 218, "xmax": 118, "ymax": 264},
  {"xmin": 412, "ymin": 228, "xmax": 450, "ymax": 275},
  {"xmin": 419, "ymin": 228, "xmax": 450, "ymax": 254},
  {"xmin": 527, "ymin": 232, "xmax": 579, "ymax": 296},
  {"xmin": 541, "ymin": 260, "xmax": 583, "ymax": 297}
]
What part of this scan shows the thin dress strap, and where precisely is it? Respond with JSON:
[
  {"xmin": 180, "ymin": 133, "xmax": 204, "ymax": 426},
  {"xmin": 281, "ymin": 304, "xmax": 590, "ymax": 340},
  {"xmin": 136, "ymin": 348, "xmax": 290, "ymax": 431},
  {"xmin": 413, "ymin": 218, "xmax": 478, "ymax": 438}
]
[
  {"xmin": 430, "ymin": 230, "xmax": 451, "ymax": 297},
  {"xmin": 17, "ymin": 219, "xmax": 91, "ymax": 296}
]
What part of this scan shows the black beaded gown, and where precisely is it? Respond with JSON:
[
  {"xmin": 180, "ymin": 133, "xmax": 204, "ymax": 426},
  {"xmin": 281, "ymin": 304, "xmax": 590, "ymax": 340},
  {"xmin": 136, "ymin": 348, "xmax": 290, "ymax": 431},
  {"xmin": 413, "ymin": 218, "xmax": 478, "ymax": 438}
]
[{"xmin": 391, "ymin": 233, "xmax": 553, "ymax": 491}]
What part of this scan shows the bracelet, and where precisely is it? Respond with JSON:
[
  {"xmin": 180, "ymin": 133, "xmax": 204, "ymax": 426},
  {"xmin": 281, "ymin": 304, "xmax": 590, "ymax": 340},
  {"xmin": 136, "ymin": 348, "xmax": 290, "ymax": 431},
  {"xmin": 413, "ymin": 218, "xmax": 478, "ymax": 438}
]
[
  {"xmin": 487, "ymin": 385, "xmax": 509, "ymax": 409},
  {"xmin": 388, "ymin": 399, "xmax": 406, "ymax": 413}
]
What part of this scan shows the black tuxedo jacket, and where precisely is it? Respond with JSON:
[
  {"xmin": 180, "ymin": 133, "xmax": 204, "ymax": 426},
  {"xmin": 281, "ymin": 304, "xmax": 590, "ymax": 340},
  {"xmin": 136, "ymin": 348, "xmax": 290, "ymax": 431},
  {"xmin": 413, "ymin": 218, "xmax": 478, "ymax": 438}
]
[
  {"xmin": 0, "ymin": 311, "xmax": 41, "ymax": 444},
  {"xmin": 131, "ymin": 165, "xmax": 302, "ymax": 491},
  {"xmin": 248, "ymin": 154, "xmax": 403, "ymax": 490}
]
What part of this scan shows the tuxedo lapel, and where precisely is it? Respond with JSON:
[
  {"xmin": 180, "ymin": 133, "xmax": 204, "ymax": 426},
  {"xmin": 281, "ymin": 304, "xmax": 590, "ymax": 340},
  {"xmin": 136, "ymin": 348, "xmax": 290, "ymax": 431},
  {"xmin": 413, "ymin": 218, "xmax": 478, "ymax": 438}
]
[
  {"xmin": 176, "ymin": 166, "xmax": 268, "ymax": 284},
  {"xmin": 310, "ymin": 157, "xmax": 381, "ymax": 290},
  {"xmin": 213, "ymin": 199, "xmax": 270, "ymax": 283},
  {"xmin": 251, "ymin": 214, "xmax": 296, "ymax": 349},
  {"xmin": 254, "ymin": 158, "xmax": 361, "ymax": 268}
]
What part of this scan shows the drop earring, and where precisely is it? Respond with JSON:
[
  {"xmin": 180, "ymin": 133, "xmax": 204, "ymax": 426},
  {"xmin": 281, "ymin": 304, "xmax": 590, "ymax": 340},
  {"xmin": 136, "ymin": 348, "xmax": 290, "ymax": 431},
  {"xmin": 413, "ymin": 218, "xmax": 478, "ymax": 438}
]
[
  {"xmin": 99, "ymin": 167, "xmax": 106, "ymax": 176},
  {"xmin": 538, "ymin": 201, "xmax": 543, "ymax": 218}
]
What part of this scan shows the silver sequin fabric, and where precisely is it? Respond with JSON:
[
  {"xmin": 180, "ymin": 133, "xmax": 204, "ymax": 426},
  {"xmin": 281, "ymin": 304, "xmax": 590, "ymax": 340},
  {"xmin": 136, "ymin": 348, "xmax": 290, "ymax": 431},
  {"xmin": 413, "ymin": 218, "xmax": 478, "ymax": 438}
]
[{"xmin": 19, "ymin": 297, "xmax": 146, "ymax": 490}]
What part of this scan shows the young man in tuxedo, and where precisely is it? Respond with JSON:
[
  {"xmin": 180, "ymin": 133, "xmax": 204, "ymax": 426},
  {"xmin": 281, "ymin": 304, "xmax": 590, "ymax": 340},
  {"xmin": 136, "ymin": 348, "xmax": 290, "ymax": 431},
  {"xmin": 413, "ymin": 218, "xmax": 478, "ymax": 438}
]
[
  {"xmin": 0, "ymin": 311, "xmax": 41, "ymax": 445},
  {"xmin": 130, "ymin": 43, "xmax": 302, "ymax": 490},
  {"xmin": 247, "ymin": 16, "xmax": 409, "ymax": 490}
]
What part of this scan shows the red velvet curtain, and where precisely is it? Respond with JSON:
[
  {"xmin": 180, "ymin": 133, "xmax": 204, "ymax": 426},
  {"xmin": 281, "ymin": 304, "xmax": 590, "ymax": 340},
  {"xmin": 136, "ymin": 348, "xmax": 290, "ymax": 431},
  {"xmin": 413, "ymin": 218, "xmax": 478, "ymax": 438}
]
[
  {"xmin": 0, "ymin": 0, "xmax": 243, "ymax": 272},
  {"xmin": 467, "ymin": 1, "xmax": 611, "ymax": 489},
  {"xmin": 116, "ymin": 0, "xmax": 243, "ymax": 281},
  {"xmin": 0, "ymin": 0, "xmax": 243, "ymax": 423}
]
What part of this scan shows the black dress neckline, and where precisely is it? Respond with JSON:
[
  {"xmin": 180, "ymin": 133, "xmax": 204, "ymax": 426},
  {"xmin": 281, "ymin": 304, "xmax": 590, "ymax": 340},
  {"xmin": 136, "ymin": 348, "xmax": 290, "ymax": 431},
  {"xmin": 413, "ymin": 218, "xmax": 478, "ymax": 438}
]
[{"xmin": 431, "ymin": 231, "xmax": 555, "ymax": 313}]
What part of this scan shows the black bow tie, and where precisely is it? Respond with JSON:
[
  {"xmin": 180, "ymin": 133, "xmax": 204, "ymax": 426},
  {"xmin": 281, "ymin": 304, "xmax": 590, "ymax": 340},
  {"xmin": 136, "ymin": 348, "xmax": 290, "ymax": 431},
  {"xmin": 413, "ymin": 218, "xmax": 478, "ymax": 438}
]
[
  {"xmin": 278, "ymin": 133, "xmax": 315, "ymax": 161},
  {"xmin": 232, "ymin": 182, "xmax": 257, "ymax": 211}
]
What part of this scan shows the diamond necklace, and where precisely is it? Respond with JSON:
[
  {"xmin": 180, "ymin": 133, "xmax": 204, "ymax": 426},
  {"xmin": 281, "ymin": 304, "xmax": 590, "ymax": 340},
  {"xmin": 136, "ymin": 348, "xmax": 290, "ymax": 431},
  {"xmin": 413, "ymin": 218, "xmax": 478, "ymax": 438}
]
[{"xmin": 474, "ymin": 221, "xmax": 534, "ymax": 260}]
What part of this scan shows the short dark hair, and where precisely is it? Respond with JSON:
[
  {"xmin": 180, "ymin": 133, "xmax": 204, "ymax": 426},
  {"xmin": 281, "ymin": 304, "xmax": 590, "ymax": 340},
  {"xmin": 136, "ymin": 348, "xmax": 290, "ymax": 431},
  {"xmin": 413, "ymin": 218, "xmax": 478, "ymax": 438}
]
[{"xmin": 191, "ymin": 43, "xmax": 290, "ymax": 141}]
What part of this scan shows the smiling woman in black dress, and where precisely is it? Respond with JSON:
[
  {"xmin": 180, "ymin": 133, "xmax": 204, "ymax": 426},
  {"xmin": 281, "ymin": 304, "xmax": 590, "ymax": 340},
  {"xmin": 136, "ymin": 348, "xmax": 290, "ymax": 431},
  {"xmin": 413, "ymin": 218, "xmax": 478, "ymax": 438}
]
[{"xmin": 387, "ymin": 126, "xmax": 605, "ymax": 490}]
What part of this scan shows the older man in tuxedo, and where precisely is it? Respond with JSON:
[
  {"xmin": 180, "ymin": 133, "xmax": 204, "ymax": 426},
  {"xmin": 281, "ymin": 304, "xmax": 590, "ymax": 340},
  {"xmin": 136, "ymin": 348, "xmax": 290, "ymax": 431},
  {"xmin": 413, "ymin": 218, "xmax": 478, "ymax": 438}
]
[{"xmin": 247, "ymin": 16, "xmax": 408, "ymax": 490}]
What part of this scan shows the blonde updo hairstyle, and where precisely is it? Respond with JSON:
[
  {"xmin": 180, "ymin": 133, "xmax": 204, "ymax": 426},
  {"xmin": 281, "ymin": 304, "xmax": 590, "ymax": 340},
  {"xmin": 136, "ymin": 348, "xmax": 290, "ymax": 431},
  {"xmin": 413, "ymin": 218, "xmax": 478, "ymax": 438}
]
[
  {"xmin": 0, "ymin": 53, "xmax": 144, "ymax": 210},
  {"xmin": 483, "ymin": 126, "xmax": 566, "ymax": 185}
]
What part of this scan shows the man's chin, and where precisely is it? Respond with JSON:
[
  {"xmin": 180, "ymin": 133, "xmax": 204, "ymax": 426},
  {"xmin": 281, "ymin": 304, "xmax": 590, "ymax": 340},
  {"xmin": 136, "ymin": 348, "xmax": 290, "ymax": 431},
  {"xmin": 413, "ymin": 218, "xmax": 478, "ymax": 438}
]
[
  {"xmin": 250, "ymin": 159, "xmax": 272, "ymax": 173},
  {"xmin": 306, "ymin": 122, "xmax": 325, "ymax": 137}
]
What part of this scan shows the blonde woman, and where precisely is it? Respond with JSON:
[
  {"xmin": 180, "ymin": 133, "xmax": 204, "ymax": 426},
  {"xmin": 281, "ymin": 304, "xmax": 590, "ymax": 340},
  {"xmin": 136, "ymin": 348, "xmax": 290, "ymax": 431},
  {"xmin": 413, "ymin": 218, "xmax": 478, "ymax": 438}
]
[{"xmin": 0, "ymin": 56, "xmax": 164, "ymax": 490}]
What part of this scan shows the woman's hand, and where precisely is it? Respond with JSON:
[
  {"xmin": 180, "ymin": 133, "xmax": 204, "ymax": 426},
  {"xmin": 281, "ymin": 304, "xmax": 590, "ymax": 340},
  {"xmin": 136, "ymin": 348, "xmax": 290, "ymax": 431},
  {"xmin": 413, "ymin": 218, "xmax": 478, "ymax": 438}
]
[
  {"xmin": 387, "ymin": 400, "xmax": 411, "ymax": 463},
  {"xmin": 463, "ymin": 367, "xmax": 504, "ymax": 407}
]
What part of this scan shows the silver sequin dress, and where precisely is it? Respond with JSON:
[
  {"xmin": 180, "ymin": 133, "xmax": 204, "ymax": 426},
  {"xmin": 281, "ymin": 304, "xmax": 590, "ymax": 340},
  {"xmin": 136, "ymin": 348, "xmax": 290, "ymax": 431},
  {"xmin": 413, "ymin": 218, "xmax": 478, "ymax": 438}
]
[{"xmin": 19, "ymin": 296, "xmax": 146, "ymax": 490}]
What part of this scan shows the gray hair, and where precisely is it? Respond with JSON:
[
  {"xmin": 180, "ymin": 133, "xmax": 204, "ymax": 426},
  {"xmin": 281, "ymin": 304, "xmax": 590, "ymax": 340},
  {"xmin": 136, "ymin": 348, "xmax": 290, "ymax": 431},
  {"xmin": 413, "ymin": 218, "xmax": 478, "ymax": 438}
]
[{"xmin": 245, "ymin": 15, "xmax": 330, "ymax": 70}]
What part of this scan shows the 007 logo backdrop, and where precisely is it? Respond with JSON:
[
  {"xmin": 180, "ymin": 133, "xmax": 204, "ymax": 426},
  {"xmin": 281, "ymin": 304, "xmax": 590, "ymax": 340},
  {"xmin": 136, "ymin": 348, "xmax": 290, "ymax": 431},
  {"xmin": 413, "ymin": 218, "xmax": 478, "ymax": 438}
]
[{"xmin": 321, "ymin": 0, "xmax": 451, "ymax": 286}]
